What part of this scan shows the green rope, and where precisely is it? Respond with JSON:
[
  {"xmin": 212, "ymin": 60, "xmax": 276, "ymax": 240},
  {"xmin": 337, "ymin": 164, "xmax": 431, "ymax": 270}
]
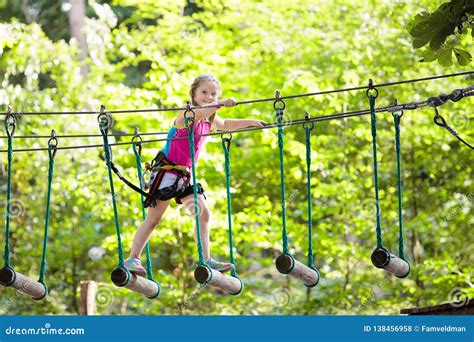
[
  {"xmin": 132, "ymin": 143, "xmax": 154, "ymax": 280},
  {"xmin": 369, "ymin": 95, "xmax": 384, "ymax": 249},
  {"xmin": 38, "ymin": 143, "xmax": 56, "ymax": 283},
  {"xmin": 304, "ymin": 125, "xmax": 314, "ymax": 268},
  {"xmin": 221, "ymin": 137, "xmax": 237, "ymax": 277},
  {"xmin": 185, "ymin": 117, "xmax": 205, "ymax": 265},
  {"xmin": 393, "ymin": 113, "xmax": 405, "ymax": 259},
  {"xmin": 99, "ymin": 118, "xmax": 125, "ymax": 267},
  {"xmin": 277, "ymin": 108, "xmax": 289, "ymax": 255},
  {"xmin": 3, "ymin": 119, "xmax": 14, "ymax": 268}
]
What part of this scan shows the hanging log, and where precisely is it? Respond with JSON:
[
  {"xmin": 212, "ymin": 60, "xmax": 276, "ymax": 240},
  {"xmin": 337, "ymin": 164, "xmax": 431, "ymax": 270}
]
[
  {"xmin": 111, "ymin": 267, "xmax": 160, "ymax": 299},
  {"xmin": 371, "ymin": 248, "xmax": 410, "ymax": 278},
  {"xmin": 0, "ymin": 267, "xmax": 47, "ymax": 300},
  {"xmin": 275, "ymin": 254, "xmax": 319, "ymax": 287},
  {"xmin": 194, "ymin": 265, "xmax": 243, "ymax": 295}
]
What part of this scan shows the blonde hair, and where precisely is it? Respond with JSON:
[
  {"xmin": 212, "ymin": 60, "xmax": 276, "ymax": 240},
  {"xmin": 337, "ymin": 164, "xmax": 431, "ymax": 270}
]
[{"xmin": 189, "ymin": 74, "xmax": 221, "ymax": 129}]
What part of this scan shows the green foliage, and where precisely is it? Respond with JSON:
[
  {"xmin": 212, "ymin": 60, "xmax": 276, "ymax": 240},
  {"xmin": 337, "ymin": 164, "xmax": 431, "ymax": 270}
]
[
  {"xmin": 408, "ymin": 0, "xmax": 473, "ymax": 66},
  {"xmin": 0, "ymin": 0, "xmax": 472, "ymax": 315}
]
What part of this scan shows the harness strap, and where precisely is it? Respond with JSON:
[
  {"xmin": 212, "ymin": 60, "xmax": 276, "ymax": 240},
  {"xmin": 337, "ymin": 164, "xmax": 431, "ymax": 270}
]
[{"xmin": 110, "ymin": 151, "xmax": 190, "ymax": 199}]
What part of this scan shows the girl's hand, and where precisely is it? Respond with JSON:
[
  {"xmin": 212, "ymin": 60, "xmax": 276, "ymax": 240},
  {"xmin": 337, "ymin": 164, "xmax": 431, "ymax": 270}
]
[
  {"xmin": 251, "ymin": 120, "xmax": 266, "ymax": 128},
  {"xmin": 219, "ymin": 98, "xmax": 238, "ymax": 107}
]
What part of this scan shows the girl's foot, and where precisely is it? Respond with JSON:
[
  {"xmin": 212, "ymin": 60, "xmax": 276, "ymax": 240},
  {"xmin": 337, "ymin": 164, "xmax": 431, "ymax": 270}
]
[
  {"xmin": 124, "ymin": 257, "xmax": 147, "ymax": 277},
  {"xmin": 206, "ymin": 258, "xmax": 234, "ymax": 273}
]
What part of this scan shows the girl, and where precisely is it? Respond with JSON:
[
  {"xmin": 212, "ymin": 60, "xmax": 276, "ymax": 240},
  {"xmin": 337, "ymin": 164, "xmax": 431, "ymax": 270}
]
[{"xmin": 124, "ymin": 74, "xmax": 265, "ymax": 276}]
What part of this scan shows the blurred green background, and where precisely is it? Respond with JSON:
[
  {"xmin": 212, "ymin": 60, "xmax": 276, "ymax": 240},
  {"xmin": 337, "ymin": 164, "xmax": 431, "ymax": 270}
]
[{"xmin": 0, "ymin": 0, "xmax": 472, "ymax": 315}]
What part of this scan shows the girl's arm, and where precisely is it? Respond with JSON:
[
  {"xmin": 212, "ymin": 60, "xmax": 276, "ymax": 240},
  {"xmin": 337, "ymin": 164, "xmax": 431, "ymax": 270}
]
[
  {"xmin": 175, "ymin": 98, "xmax": 237, "ymax": 127},
  {"xmin": 175, "ymin": 105, "xmax": 218, "ymax": 127},
  {"xmin": 214, "ymin": 116, "xmax": 266, "ymax": 131}
]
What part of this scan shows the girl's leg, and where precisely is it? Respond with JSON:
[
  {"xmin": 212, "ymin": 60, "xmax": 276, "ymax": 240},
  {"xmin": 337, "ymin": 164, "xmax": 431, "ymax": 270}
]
[
  {"xmin": 130, "ymin": 199, "xmax": 170, "ymax": 258},
  {"xmin": 181, "ymin": 194, "xmax": 211, "ymax": 260}
]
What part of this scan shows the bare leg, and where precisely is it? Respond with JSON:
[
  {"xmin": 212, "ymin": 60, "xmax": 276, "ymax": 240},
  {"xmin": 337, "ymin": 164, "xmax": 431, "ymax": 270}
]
[
  {"xmin": 181, "ymin": 194, "xmax": 211, "ymax": 260},
  {"xmin": 130, "ymin": 199, "xmax": 170, "ymax": 259}
]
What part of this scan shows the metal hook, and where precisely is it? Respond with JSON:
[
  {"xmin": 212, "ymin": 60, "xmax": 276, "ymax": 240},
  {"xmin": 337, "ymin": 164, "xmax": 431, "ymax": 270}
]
[
  {"xmin": 5, "ymin": 106, "xmax": 16, "ymax": 138},
  {"xmin": 366, "ymin": 78, "xmax": 379, "ymax": 99},
  {"xmin": 48, "ymin": 129, "xmax": 58, "ymax": 158},
  {"xmin": 273, "ymin": 90, "xmax": 286, "ymax": 110},
  {"xmin": 132, "ymin": 128, "xmax": 143, "ymax": 156},
  {"xmin": 184, "ymin": 101, "xmax": 196, "ymax": 130},
  {"xmin": 303, "ymin": 111, "xmax": 314, "ymax": 131},
  {"xmin": 391, "ymin": 99, "xmax": 404, "ymax": 120},
  {"xmin": 97, "ymin": 105, "xmax": 112, "ymax": 131}
]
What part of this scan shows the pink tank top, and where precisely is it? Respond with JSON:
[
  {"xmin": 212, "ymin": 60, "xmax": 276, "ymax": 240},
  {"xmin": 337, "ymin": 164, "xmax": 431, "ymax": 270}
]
[{"xmin": 161, "ymin": 120, "xmax": 211, "ymax": 168}]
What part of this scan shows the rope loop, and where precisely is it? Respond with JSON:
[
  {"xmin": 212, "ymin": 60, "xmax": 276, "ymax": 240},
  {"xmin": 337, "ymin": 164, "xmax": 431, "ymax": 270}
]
[
  {"xmin": 221, "ymin": 132, "xmax": 232, "ymax": 152},
  {"xmin": 184, "ymin": 101, "xmax": 196, "ymax": 131},
  {"xmin": 132, "ymin": 128, "xmax": 143, "ymax": 156},
  {"xmin": 432, "ymin": 106, "xmax": 472, "ymax": 149},
  {"xmin": 5, "ymin": 106, "xmax": 16, "ymax": 138},
  {"xmin": 273, "ymin": 90, "xmax": 286, "ymax": 110},
  {"xmin": 97, "ymin": 105, "xmax": 112, "ymax": 132},
  {"xmin": 366, "ymin": 79, "xmax": 379, "ymax": 99},
  {"xmin": 48, "ymin": 129, "xmax": 58, "ymax": 159},
  {"xmin": 433, "ymin": 106, "xmax": 448, "ymax": 128}
]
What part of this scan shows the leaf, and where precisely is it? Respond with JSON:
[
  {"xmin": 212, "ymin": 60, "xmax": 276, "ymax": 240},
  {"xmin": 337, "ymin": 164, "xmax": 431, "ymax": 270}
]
[
  {"xmin": 412, "ymin": 36, "xmax": 430, "ymax": 49},
  {"xmin": 420, "ymin": 48, "xmax": 441, "ymax": 62},
  {"xmin": 407, "ymin": 11, "xmax": 431, "ymax": 34},
  {"xmin": 438, "ymin": 48, "xmax": 453, "ymax": 66},
  {"xmin": 453, "ymin": 48, "xmax": 472, "ymax": 66},
  {"xmin": 429, "ymin": 27, "xmax": 453, "ymax": 50}
]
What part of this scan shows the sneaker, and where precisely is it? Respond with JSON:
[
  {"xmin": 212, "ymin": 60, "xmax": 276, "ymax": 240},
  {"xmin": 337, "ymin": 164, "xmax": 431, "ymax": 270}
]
[
  {"xmin": 206, "ymin": 258, "xmax": 234, "ymax": 273},
  {"xmin": 124, "ymin": 257, "xmax": 147, "ymax": 277}
]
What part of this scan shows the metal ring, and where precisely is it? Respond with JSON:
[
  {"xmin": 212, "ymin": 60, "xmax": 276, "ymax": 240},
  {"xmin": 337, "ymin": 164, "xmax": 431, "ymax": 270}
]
[
  {"xmin": 184, "ymin": 101, "xmax": 196, "ymax": 119},
  {"xmin": 5, "ymin": 115, "xmax": 16, "ymax": 137},
  {"xmin": 366, "ymin": 87, "xmax": 379, "ymax": 99},
  {"xmin": 303, "ymin": 121, "xmax": 314, "ymax": 131},
  {"xmin": 273, "ymin": 100, "xmax": 286, "ymax": 110},
  {"xmin": 220, "ymin": 132, "xmax": 233, "ymax": 141},
  {"xmin": 391, "ymin": 110, "xmax": 404, "ymax": 120},
  {"xmin": 303, "ymin": 112, "xmax": 314, "ymax": 131},
  {"xmin": 131, "ymin": 134, "xmax": 143, "ymax": 145},
  {"xmin": 48, "ymin": 137, "xmax": 58, "ymax": 148},
  {"xmin": 97, "ymin": 112, "xmax": 112, "ymax": 131},
  {"xmin": 273, "ymin": 90, "xmax": 286, "ymax": 110}
]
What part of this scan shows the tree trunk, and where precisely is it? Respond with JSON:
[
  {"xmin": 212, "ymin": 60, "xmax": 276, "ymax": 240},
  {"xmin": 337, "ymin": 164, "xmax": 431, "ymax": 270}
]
[
  {"xmin": 22, "ymin": 0, "xmax": 33, "ymax": 22},
  {"xmin": 409, "ymin": 145, "xmax": 424, "ymax": 306},
  {"xmin": 68, "ymin": 0, "xmax": 89, "ymax": 77}
]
